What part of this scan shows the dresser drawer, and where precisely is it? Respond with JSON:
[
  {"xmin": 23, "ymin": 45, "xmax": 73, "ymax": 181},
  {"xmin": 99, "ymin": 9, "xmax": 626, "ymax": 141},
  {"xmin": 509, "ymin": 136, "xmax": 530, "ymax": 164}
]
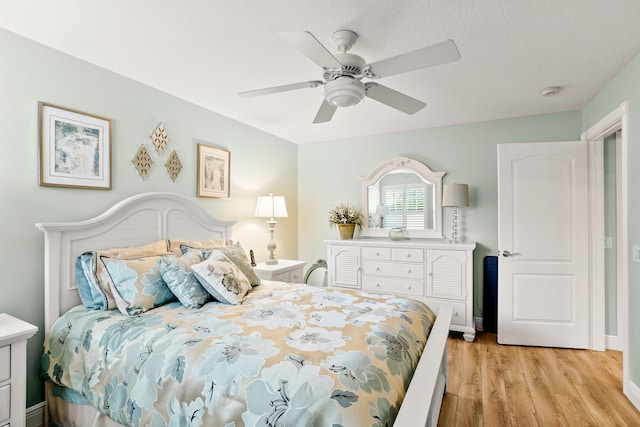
[
  {"xmin": 391, "ymin": 248, "xmax": 424, "ymax": 263},
  {"xmin": 363, "ymin": 260, "xmax": 424, "ymax": 280},
  {"xmin": 0, "ymin": 346, "xmax": 9, "ymax": 383},
  {"xmin": 0, "ymin": 383, "xmax": 9, "ymax": 424},
  {"xmin": 423, "ymin": 299, "xmax": 467, "ymax": 326},
  {"xmin": 362, "ymin": 247, "xmax": 391, "ymax": 260},
  {"xmin": 362, "ymin": 276, "xmax": 424, "ymax": 297}
]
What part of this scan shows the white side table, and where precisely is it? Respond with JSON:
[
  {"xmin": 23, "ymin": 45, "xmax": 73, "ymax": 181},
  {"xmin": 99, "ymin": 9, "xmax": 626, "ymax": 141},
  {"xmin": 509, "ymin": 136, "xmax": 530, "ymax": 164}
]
[
  {"xmin": 254, "ymin": 259, "xmax": 307, "ymax": 283},
  {"xmin": 0, "ymin": 314, "xmax": 38, "ymax": 427}
]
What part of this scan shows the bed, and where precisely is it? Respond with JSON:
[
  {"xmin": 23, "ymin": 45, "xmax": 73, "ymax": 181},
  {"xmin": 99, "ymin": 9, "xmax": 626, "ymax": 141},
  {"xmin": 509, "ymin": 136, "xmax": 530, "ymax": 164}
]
[{"xmin": 36, "ymin": 192, "xmax": 452, "ymax": 427}]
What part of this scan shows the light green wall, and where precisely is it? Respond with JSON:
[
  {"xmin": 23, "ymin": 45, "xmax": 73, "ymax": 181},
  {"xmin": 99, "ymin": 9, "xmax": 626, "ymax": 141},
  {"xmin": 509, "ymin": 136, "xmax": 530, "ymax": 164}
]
[
  {"xmin": 582, "ymin": 52, "xmax": 640, "ymax": 387},
  {"xmin": 0, "ymin": 29, "xmax": 299, "ymax": 406},
  {"xmin": 298, "ymin": 110, "xmax": 582, "ymax": 319}
]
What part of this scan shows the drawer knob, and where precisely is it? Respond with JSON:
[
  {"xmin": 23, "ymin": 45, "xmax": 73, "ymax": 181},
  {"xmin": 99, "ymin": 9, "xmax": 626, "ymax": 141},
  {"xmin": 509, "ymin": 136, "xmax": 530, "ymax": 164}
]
[
  {"xmin": 376, "ymin": 283, "xmax": 380, "ymax": 288},
  {"xmin": 407, "ymin": 286, "xmax": 412, "ymax": 290},
  {"xmin": 407, "ymin": 269, "xmax": 411, "ymax": 273},
  {"xmin": 376, "ymin": 252, "xmax": 380, "ymax": 256},
  {"xmin": 407, "ymin": 253, "xmax": 411, "ymax": 258},
  {"xmin": 376, "ymin": 267, "xmax": 380, "ymax": 271}
]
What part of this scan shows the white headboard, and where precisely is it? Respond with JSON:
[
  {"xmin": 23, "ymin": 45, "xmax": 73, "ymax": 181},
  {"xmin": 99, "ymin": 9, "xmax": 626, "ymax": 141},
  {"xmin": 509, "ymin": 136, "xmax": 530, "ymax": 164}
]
[{"xmin": 36, "ymin": 192, "xmax": 236, "ymax": 332}]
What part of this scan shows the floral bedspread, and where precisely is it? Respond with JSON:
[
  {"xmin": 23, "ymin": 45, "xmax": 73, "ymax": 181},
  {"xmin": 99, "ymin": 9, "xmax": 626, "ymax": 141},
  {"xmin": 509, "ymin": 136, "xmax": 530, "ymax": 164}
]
[{"xmin": 43, "ymin": 281, "xmax": 436, "ymax": 427}]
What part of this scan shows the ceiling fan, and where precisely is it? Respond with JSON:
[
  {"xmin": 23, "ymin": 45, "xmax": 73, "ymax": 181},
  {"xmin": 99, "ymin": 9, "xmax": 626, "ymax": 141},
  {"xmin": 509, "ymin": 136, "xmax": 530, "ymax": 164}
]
[{"xmin": 239, "ymin": 30, "xmax": 461, "ymax": 124}]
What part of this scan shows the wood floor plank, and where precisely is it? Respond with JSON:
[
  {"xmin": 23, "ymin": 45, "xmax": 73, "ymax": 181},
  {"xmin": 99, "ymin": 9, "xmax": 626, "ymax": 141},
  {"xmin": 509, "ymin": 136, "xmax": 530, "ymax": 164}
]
[
  {"xmin": 574, "ymin": 348, "xmax": 619, "ymax": 388},
  {"xmin": 447, "ymin": 335, "xmax": 463, "ymax": 395},
  {"xmin": 536, "ymin": 347, "xmax": 578, "ymax": 397},
  {"xmin": 495, "ymin": 341, "xmax": 522, "ymax": 373},
  {"xmin": 480, "ymin": 348, "xmax": 511, "ymax": 426},
  {"xmin": 551, "ymin": 347, "xmax": 586, "ymax": 385},
  {"xmin": 456, "ymin": 341, "xmax": 484, "ymax": 426},
  {"xmin": 574, "ymin": 381, "xmax": 627, "ymax": 427},
  {"xmin": 437, "ymin": 393, "xmax": 457, "ymax": 427},
  {"xmin": 438, "ymin": 332, "xmax": 640, "ymax": 427},
  {"xmin": 502, "ymin": 369, "xmax": 539, "ymax": 427},
  {"xmin": 518, "ymin": 346, "xmax": 570, "ymax": 426},
  {"xmin": 555, "ymin": 394, "xmax": 599, "ymax": 427}
]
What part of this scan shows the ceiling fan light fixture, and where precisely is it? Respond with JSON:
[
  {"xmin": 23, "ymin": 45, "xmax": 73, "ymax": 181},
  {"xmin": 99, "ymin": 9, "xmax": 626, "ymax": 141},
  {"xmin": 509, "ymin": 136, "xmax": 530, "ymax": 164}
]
[{"xmin": 325, "ymin": 76, "xmax": 365, "ymax": 107}]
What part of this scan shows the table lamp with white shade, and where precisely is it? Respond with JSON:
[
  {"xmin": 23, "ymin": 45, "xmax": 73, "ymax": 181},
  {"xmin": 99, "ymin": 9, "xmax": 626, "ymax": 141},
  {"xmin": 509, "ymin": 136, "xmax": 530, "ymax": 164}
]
[
  {"xmin": 255, "ymin": 193, "xmax": 288, "ymax": 264},
  {"xmin": 442, "ymin": 183, "xmax": 469, "ymax": 243}
]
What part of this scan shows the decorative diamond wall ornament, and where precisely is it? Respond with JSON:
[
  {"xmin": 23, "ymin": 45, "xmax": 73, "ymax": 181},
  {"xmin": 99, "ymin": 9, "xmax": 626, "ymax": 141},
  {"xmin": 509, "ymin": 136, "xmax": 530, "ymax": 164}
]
[
  {"xmin": 165, "ymin": 150, "xmax": 183, "ymax": 182},
  {"xmin": 151, "ymin": 123, "xmax": 169, "ymax": 154},
  {"xmin": 132, "ymin": 145, "xmax": 153, "ymax": 177}
]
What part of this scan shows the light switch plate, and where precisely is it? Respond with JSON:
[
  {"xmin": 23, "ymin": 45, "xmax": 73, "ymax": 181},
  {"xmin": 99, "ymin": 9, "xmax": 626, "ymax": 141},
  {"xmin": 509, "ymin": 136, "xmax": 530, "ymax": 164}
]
[{"xmin": 633, "ymin": 245, "xmax": 640, "ymax": 262}]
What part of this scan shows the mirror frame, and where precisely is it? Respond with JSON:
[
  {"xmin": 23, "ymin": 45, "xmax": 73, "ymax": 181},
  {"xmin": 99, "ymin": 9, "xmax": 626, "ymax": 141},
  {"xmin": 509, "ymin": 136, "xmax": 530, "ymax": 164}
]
[{"xmin": 360, "ymin": 156, "xmax": 446, "ymax": 239}]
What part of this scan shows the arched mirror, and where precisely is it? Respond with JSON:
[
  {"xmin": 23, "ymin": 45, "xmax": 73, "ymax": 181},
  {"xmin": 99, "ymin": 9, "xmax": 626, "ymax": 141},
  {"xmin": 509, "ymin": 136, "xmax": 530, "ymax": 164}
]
[{"xmin": 360, "ymin": 157, "xmax": 445, "ymax": 239}]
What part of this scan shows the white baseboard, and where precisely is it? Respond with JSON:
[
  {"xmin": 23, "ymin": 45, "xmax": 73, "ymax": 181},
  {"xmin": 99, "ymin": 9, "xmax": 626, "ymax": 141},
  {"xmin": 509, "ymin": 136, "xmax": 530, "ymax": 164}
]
[
  {"xmin": 627, "ymin": 380, "xmax": 640, "ymax": 412},
  {"xmin": 605, "ymin": 334, "xmax": 621, "ymax": 351},
  {"xmin": 26, "ymin": 401, "xmax": 45, "ymax": 427}
]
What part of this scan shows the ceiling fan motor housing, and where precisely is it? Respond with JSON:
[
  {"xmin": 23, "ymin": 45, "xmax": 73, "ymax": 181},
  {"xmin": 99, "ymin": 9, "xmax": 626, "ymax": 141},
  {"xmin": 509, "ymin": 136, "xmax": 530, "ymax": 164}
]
[{"xmin": 323, "ymin": 53, "xmax": 367, "ymax": 107}]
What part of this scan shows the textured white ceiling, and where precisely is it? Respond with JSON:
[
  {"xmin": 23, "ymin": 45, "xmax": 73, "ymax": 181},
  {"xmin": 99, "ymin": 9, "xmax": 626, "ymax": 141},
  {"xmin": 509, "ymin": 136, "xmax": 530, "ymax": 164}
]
[{"xmin": 2, "ymin": 1, "xmax": 640, "ymax": 143}]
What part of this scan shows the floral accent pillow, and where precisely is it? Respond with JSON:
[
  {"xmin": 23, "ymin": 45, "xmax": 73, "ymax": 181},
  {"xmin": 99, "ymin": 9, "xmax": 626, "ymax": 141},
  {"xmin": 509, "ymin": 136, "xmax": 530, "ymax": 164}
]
[
  {"xmin": 186, "ymin": 242, "xmax": 261, "ymax": 287},
  {"xmin": 191, "ymin": 251, "xmax": 251, "ymax": 305},
  {"xmin": 103, "ymin": 256, "xmax": 175, "ymax": 316},
  {"xmin": 157, "ymin": 251, "xmax": 209, "ymax": 308}
]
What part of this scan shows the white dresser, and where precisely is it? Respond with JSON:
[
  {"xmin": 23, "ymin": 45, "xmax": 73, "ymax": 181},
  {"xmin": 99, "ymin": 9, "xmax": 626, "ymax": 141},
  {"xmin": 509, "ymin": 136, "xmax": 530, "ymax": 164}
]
[
  {"xmin": 326, "ymin": 239, "xmax": 476, "ymax": 342},
  {"xmin": 0, "ymin": 314, "xmax": 38, "ymax": 427}
]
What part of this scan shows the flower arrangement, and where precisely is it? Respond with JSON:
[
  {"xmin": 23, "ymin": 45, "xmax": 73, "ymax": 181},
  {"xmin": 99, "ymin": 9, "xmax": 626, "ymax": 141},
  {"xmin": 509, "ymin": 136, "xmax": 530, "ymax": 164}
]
[{"xmin": 328, "ymin": 203, "xmax": 364, "ymax": 230}]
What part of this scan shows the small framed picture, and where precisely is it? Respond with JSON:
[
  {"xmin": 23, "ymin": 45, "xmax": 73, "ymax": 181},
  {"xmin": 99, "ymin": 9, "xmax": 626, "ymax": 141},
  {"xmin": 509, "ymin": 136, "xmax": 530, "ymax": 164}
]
[
  {"xmin": 39, "ymin": 102, "xmax": 112, "ymax": 190},
  {"xmin": 197, "ymin": 143, "xmax": 230, "ymax": 198}
]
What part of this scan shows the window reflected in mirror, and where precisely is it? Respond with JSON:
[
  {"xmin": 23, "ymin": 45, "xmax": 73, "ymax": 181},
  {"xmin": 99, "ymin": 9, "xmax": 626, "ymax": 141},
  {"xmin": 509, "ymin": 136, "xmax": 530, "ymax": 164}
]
[
  {"xmin": 361, "ymin": 157, "xmax": 445, "ymax": 239},
  {"xmin": 368, "ymin": 170, "xmax": 435, "ymax": 230}
]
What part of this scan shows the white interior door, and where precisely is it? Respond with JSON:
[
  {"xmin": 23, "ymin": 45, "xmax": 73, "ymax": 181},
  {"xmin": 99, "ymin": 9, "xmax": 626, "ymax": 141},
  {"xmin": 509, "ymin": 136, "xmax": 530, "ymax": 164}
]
[{"xmin": 497, "ymin": 141, "xmax": 590, "ymax": 348}]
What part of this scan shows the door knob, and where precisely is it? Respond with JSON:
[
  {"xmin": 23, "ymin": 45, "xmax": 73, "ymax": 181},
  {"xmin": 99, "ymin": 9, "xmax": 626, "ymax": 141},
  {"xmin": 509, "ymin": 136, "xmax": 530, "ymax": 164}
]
[{"xmin": 501, "ymin": 250, "xmax": 520, "ymax": 257}]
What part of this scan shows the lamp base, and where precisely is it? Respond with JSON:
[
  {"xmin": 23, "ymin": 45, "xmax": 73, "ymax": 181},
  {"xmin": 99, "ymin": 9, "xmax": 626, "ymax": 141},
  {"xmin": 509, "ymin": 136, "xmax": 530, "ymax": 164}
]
[
  {"xmin": 451, "ymin": 206, "xmax": 461, "ymax": 244},
  {"xmin": 265, "ymin": 219, "xmax": 278, "ymax": 265}
]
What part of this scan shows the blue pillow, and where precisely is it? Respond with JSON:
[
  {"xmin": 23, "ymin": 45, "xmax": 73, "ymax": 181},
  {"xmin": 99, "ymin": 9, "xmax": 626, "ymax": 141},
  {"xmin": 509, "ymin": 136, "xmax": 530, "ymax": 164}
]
[
  {"xmin": 157, "ymin": 251, "xmax": 209, "ymax": 308},
  {"xmin": 75, "ymin": 253, "xmax": 107, "ymax": 310}
]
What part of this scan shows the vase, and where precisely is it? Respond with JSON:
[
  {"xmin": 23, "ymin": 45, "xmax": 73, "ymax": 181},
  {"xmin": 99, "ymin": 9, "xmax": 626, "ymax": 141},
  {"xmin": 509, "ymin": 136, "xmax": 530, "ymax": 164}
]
[
  {"xmin": 337, "ymin": 223, "xmax": 356, "ymax": 239},
  {"xmin": 389, "ymin": 227, "xmax": 406, "ymax": 241}
]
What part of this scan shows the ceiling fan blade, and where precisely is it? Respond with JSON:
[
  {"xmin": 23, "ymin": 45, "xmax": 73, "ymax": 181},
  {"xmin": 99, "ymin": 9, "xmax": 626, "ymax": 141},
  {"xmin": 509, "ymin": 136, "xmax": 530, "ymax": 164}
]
[
  {"xmin": 279, "ymin": 31, "xmax": 343, "ymax": 69},
  {"xmin": 313, "ymin": 100, "xmax": 337, "ymax": 124},
  {"xmin": 239, "ymin": 80, "xmax": 323, "ymax": 98},
  {"xmin": 367, "ymin": 39, "xmax": 461, "ymax": 78},
  {"xmin": 365, "ymin": 82, "xmax": 426, "ymax": 114}
]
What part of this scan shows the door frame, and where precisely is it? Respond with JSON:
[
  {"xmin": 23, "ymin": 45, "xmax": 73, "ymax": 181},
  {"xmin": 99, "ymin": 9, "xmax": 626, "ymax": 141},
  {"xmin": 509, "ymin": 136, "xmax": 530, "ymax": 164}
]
[{"xmin": 581, "ymin": 101, "xmax": 629, "ymax": 393}]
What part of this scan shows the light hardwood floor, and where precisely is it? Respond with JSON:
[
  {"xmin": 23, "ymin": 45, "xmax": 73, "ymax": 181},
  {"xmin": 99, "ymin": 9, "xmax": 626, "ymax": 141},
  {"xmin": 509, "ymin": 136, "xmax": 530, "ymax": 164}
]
[{"xmin": 438, "ymin": 331, "xmax": 640, "ymax": 426}]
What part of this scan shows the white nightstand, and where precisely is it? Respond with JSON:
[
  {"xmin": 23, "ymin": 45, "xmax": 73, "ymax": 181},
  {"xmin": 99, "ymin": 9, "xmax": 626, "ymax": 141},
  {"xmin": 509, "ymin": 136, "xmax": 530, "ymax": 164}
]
[
  {"xmin": 0, "ymin": 314, "xmax": 38, "ymax": 427},
  {"xmin": 254, "ymin": 259, "xmax": 307, "ymax": 283}
]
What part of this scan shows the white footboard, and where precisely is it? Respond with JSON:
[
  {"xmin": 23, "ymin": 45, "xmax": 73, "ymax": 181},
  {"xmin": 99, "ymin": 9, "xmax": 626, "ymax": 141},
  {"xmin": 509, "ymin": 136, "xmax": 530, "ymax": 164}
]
[{"xmin": 394, "ymin": 304, "xmax": 453, "ymax": 427}]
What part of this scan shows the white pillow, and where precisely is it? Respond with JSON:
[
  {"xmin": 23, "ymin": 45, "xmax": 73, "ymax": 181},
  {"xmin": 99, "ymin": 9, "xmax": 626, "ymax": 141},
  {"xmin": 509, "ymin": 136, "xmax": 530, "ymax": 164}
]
[{"xmin": 191, "ymin": 251, "xmax": 251, "ymax": 305}]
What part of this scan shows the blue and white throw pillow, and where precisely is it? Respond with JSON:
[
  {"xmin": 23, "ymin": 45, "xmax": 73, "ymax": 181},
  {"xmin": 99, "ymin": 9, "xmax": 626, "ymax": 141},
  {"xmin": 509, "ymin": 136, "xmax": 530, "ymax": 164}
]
[{"xmin": 157, "ymin": 251, "xmax": 209, "ymax": 308}]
